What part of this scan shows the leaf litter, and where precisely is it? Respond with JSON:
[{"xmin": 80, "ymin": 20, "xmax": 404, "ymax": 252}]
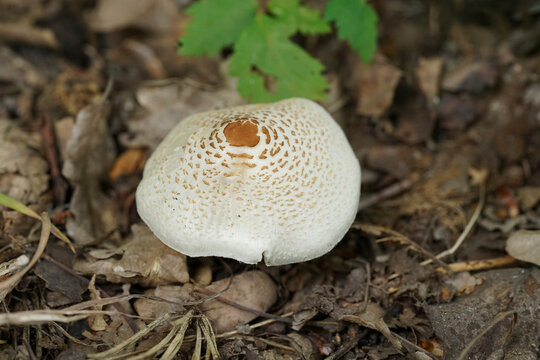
[{"xmin": 0, "ymin": 1, "xmax": 540, "ymax": 359}]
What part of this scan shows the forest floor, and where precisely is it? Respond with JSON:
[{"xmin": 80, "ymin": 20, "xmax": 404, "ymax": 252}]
[{"xmin": 0, "ymin": 1, "xmax": 539, "ymax": 359}]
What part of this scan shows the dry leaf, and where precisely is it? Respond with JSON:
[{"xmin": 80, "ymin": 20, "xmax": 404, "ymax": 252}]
[
  {"xmin": 133, "ymin": 284, "xmax": 192, "ymax": 319},
  {"xmin": 201, "ymin": 271, "xmax": 278, "ymax": 333},
  {"xmin": 0, "ymin": 47, "xmax": 44, "ymax": 88},
  {"xmin": 74, "ymin": 224, "xmax": 189, "ymax": 286},
  {"xmin": 505, "ymin": 230, "xmax": 540, "ymax": 266},
  {"xmin": 355, "ymin": 57, "xmax": 402, "ymax": 116},
  {"xmin": 425, "ymin": 268, "xmax": 540, "ymax": 359},
  {"xmin": 54, "ymin": 117, "xmax": 75, "ymax": 161},
  {"xmin": 34, "ymin": 260, "xmax": 86, "ymax": 306},
  {"xmin": 456, "ymin": 311, "xmax": 516, "ymax": 360},
  {"xmin": 134, "ymin": 271, "xmax": 277, "ymax": 333},
  {"xmin": 119, "ymin": 80, "xmax": 244, "ymax": 150},
  {"xmin": 108, "ymin": 148, "xmax": 147, "ymax": 181},
  {"xmin": 87, "ymin": 0, "xmax": 178, "ymax": 33},
  {"xmin": 340, "ymin": 302, "xmax": 403, "ymax": 352},
  {"xmin": 517, "ymin": 186, "xmax": 540, "ymax": 210},
  {"xmin": 0, "ymin": 119, "xmax": 49, "ymax": 204},
  {"xmin": 62, "ymin": 102, "xmax": 119, "ymax": 245},
  {"xmin": 62, "ymin": 103, "xmax": 115, "ymax": 182},
  {"xmin": 442, "ymin": 60, "xmax": 497, "ymax": 93},
  {"xmin": 416, "ymin": 57, "xmax": 443, "ymax": 104}
]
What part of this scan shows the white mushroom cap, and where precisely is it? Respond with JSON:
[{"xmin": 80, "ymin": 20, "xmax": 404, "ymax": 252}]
[{"xmin": 136, "ymin": 98, "xmax": 361, "ymax": 266}]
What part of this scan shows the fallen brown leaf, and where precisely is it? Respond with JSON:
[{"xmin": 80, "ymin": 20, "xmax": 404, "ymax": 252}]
[
  {"xmin": 354, "ymin": 57, "xmax": 402, "ymax": 116},
  {"xmin": 108, "ymin": 148, "xmax": 147, "ymax": 182},
  {"xmin": 62, "ymin": 102, "xmax": 119, "ymax": 245},
  {"xmin": 505, "ymin": 230, "xmax": 540, "ymax": 266},
  {"xmin": 134, "ymin": 271, "xmax": 277, "ymax": 333},
  {"xmin": 74, "ymin": 224, "xmax": 189, "ymax": 286},
  {"xmin": 416, "ymin": 57, "xmax": 443, "ymax": 104},
  {"xmin": 87, "ymin": 0, "xmax": 178, "ymax": 33},
  {"xmin": 0, "ymin": 119, "xmax": 49, "ymax": 204},
  {"xmin": 120, "ymin": 79, "xmax": 244, "ymax": 150},
  {"xmin": 200, "ymin": 271, "xmax": 278, "ymax": 333}
]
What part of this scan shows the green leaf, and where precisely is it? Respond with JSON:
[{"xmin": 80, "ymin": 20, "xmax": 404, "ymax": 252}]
[
  {"xmin": 229, "ymin": 14, "xmax": 328, "ymax": 102},
  {"xmin": 178, "ymin": 0, "xmax": 258, "ymax": 56},
  {"xmin": 325, "ymin": 0, "xmax": 377, "ymax": 63},
  {"xmin": 268, "ymin": 0, "xmax": 330, "ymax": 35}
]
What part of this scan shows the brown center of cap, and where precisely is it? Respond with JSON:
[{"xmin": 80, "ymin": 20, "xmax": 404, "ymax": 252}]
[{"xmin": 223, "ymin": 121, "xmax": 260, "ymax": 147}]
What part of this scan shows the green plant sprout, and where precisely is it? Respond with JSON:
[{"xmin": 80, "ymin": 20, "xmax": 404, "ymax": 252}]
[{"xmin": 178, "ymin": 0, "xmax": 377, "ymax": 102}]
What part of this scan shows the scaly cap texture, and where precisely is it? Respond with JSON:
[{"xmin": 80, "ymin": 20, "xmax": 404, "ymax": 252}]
[{"xmin": 136, "ymin": 98, "xmax": 361, "ymax": 265}]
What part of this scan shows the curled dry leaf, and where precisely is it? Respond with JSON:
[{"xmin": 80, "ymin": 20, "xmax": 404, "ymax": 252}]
[
  {"xmin": 119, "ymin": 79, "xmax": 244, "ymax": 150},
  {"xmin": 62, "ymin": 102, "xmax": 119, "ymax": 245},
  {"xmin": 340, "ymin": 302, "xmax": 403, "ymax": 352},
  {"xmin": 505, "ymin": 230, "xmax": 540, "ymax": 266},
  {"xmin": 354, "ymin": 57, "xmax": 402, "ymax": 116},
  {"xmin": 74, "ymin": 224, "xmax": 189, "ymax": 286},
  {"xmin": 134, "ymin": 271, "xmax": 277, "ymax": 333},
  {"xmin": 62, "ymin": 103, "xmax": 115, "ymax": 182}
]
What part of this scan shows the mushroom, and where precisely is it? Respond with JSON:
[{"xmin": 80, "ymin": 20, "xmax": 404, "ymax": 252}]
[{"xmin": 136, "ymin": 98, "xmax": 361, "ymax": 266}]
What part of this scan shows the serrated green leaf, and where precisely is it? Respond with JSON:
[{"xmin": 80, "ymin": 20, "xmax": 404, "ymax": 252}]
[
  {"xmin": 325, "ymin": 0, "xmax": 377, "ymax": 63},
  {"xmin": 229, "ymin": 14, "xmax": 328, "ymax": 102},
  {"xmin": 268, "ymin": 0, "xmax": 330, "ymax": 34},
  {"xmin": 178, "ymin": 0, "xmax": 258, "ymax": 56}
]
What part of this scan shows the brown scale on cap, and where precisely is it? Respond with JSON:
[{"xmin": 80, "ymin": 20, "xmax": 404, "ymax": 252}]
[{"xmin": 223, "ymin": 120, "xmax": 260, "ymax": 147}]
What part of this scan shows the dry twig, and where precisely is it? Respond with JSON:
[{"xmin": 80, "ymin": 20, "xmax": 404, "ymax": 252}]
[{"xmin": 437, "ymin": 255, "xmax": 516, "ymax": 274}]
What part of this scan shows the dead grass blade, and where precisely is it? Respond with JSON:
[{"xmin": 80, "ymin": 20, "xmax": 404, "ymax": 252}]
[
  {"xmin": 199, "ymin": 317, "xmax": 220, "ymax": 359},
  {"xmin": 191, "ymin": 321, "xmax": 202, "ymax": 360},
  {"xmin": 87, "ymin": 313, "xmax": 171, "ymax": 359},
  {"xmin": 0, "ymin": 192, "xmax": 74, "ymax": 251},
  {"xmin": 0, "ymin": 213, "xmax": 50, "ymax": 301},
  {"xmin": 161, "ymin": 311, "xmax": 194, "ymax": 360},
  {"xmin": 87, "ymin": 311, "xmax": 198, "ymax": 360},
  {"xmin": 127, "ymin": 322, "xmax": 182, "ymax": 360}
]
